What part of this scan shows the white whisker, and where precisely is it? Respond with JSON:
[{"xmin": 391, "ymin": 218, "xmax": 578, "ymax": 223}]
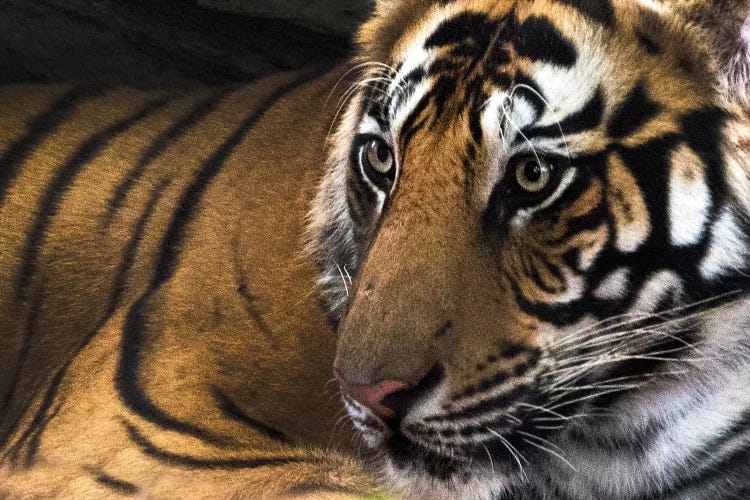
[
  {"xmin": 521, "ymin": 438, "xmax": 577, "ymax": 472},
  {"xmin": 334, "ymin": 262, "xmax": 349, "ymax": 297}
]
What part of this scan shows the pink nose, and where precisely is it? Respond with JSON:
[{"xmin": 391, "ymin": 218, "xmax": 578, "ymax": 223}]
[{"xmin": 337, "ymin": 376, "xmax": 409, "ymax": 420}]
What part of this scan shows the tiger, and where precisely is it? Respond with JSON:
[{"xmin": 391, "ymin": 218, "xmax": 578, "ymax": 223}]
[
  {"xmin": 1, "ymin": 1, "xmax": 749, "ymax": 500},
  {"xmin": 305, "ymin": 0, "xmax": 750, "ymax": 499},
  {"xmin": 0, "ymin": 71, "xmax": 387, "ymax": 498}
]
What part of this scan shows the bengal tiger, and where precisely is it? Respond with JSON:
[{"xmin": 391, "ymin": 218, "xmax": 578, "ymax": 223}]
[
  {"xmin": 307, "ymin": 0, "xmax": 750, "ymax": 498},
  {"xmin": 1, "ymin": 0, "xmax": 749, "ymax": 499}
]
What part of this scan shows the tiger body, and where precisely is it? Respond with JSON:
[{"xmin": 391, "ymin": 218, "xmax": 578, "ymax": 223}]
[
  {"xmin": 0, "ymin": 72, "xmax": 381, "ymax": 498},
  {"xmin": 3, "ymin": 0, "xmax": 750, "ymax": 499}
]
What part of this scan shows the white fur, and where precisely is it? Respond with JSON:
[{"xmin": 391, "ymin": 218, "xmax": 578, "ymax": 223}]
[
  {"xmin": 668, "ymin": 145, "xmax": 711, "ymax": 247},
  {"xmin": 593, "ymin": 267, "xmax": 631, "ymax": 300},
  {"xmin": 699, "ymin": 208, "xmax": 748, "ymax": 280}
]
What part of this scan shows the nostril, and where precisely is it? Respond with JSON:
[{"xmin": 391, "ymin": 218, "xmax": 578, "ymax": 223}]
[
  {"xmin": 381, "ymin": 364, "xmax": 444, "ymax": 420},
  {"xmin": 339, "ymin": 379, "xmax": 410, "ymax": 420},
  {"xmin": 337, "ymin": 365, "xmax": 445, "ymax": 423}
]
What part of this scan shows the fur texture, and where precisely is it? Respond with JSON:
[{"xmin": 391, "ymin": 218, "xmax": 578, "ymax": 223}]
[{"xmin": 0, "ymin": 72, "xmax": 385, "ymax": 498}]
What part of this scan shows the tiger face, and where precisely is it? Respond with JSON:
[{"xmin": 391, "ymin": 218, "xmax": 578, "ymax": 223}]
[{"xmin": 309, "ymin": 0, "xmax": 750, "ymax": 498}]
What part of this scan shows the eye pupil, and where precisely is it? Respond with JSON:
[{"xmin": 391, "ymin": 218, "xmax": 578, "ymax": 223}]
[
  {"xmin": 524, "ymin": 162, "xmax": 542, "ymax": 183},
  {"xmin": 364, "ymin": 138, "xmax": 394, "ymax": 176},
  {"xmin": 376, "ymin": 143, "xmax": 390, "ymax": 163},
  {"xmin": 512, "ymin": 155, "xmax": 554, "ymax": 195}
]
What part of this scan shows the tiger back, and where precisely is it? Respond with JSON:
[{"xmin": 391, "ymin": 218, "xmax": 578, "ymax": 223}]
[{"xmin": 0, "ymin": 69, "xmax": 383, "ymax": 498}]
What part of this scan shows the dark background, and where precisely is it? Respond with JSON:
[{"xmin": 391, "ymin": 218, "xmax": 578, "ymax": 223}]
[{"xmin": 0, "ymin": 0, "xmax": 372, "ymax": 87}]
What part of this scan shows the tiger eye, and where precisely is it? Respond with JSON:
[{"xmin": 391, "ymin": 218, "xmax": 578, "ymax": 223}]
[
  {"xmin": 364, "ymin": 139, "xmax": 394, "ymax": 175},
  {"xmin": 514, "ymin": 157, "xmax": 553, "ymax": 193}
]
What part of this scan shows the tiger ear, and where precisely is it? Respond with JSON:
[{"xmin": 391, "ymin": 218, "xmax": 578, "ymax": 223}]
[{"xmin": 672, "ymin": 0, "xmax": 750, "ymax": 112}]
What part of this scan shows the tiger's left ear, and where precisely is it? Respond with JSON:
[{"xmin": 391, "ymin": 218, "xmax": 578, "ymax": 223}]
[{"xmin": 673, "ymin": 0, "xmax": 750, "ymax": 113}]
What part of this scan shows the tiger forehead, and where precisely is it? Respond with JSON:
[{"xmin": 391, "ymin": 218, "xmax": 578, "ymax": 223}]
[
  {"xmin": 360, "ymin": 0, "xmax": 711, "ymax": 151},
  {"xmin": 363, "ymin": 6, "xmax": 582, "ymax": 129}
]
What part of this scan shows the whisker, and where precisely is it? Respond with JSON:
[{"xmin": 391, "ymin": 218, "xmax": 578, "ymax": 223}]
[
  {"xmin": 517, "ymin": 431, "xmax": 565, "ymax": 454},
  {"xmin": 500, "ymin": 97, "xmax": 542, "ymax": 170},
  {"xmin": 486, "ymin": 428, "xmax": 529, "ymax": 482},
  {"xmin": 516, "ymin": 402, "xmax": 574, "ymax": 421},
  {"xmin": 482, "ymin": 443, "xmax": 495, "ymax": 475},
  {"xmin": 334, "ymin": 262, "xmax": 349, "ymax": 297},
  {"xmin": 545, "ymin": 387, "xmax": 635, "ymax": 412},
  {"xmin": 521, "ymin": 438, "xmax": 577, "ymax": 472},
  {"xmin": 549, "ymin": 290, "xmax": 741, "ymax": 351}
]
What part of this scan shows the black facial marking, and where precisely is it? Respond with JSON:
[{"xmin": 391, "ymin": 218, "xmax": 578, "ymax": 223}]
[
  {"xmin": 424, "ymin": 383, "xmax": 532, "ymax": 422},
  {"xmin": 452, "ymin": 371, "xmax": 511, "ymax": 400},
  {"xmin": 553, "ymin": 0, "xmax": 616, "ymax": 27},
  {"xmin": 512, "ymin": 16, "xmax": 577, "ymax": 67},
  {"xmin": 679, "ymin": 107, "xmax": 728, "ymax": 224},
  {"xmin": 399, "ymin": 93, "xmax": 431, "ymax": 153},
  {"xmin": 635, "ymin": 29, "xmax": 661, "ymax": 54},
  {"xmin": 524, "ymin": 86, "xmax": 605, "ymax": 139},
  {"xmin": 424, "ymin": 12, "xmax": 498, "ymax": 50},
  {"xmin": 606, "ymin": 81, "xmax": 661, "ymax": 138}
]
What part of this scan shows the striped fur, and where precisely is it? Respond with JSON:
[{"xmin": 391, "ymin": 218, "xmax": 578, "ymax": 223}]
[
  {"xmin": 0, "ymin": 70, "xmax": 387, "ymax": 498},
  {"xmin": 307, "ymin": 1, "xmax": 750, "ymax": 499}
]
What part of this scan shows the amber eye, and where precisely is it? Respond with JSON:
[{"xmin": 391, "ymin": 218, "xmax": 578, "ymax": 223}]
[
  {"xmin": 361, "ymin": 138, "xmax": 395, "ymax": 176},
  {"xmin": 513, "ymin": 156, "xmax": 554, "ymax": 193}
]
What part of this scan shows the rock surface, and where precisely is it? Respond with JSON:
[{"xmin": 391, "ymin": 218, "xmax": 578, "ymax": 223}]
[
  {"xmin": 0, "ymin": 0, "xmax": 357, "ymax": 87},
  {"xmin": 199, "ymin": 0, "xmax": 373, "ymax": 35}
]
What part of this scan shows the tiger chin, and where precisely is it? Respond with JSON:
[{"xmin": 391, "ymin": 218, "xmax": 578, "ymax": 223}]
[{"xmin": 308, "ymin": 0, "xmax": 750, "ymax": 499}]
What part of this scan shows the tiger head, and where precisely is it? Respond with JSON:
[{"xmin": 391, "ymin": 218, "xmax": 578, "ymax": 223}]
[{"xmin": 308, "ymin": 0, "xmax": 750, "ymax": 498}]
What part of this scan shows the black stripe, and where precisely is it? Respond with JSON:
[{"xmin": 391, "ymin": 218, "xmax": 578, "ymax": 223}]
[
  {"xmin": 0, "ymin": 85, "xmax": 104, "ymax": 208},
  {"xmin": 401, "ymin": 116, "xmax": 428, "ymax": 156},
  {"xmin": 212, "ymin": 387, "xmax": 292, "ymax": 444},
  {"xmin": 123, "ymin": 419, "xmax": 309, "ymax": 469},
  {"xmin": 94, "ymin": 473, "xmax": 140, "ymax": 495},
  {"xmin": 14, "ymin": 97, "xmax": 170, "ymax": 305},
  {"xmin": 524, "ymin": 86, "xmax": 605, "ymax": 140},
  {"xmin": 424, "ymin": 12, "xmax": 496, "ymax": 50},
  {"xmin": 424, "ymin": 383, "xmax": 532, "ymax": 422},
  {"xmin": 511, "ymin": 279, "xmax": 587, "ymax": 326},
  {"xmin": 2, "ymin": 97, "xmax": 169, "ymax": 431},
  {"xmin": 231, "ymin": 237, "xmax": 277, "ymax": 348},
  {"xmin": 606, "ymin": 81, "xmax": 661, "ymax": 139},
  {"xmin": 451, "ymin": 348, "xmax": 541, "ymax": 401},
  {"xmin": 3, "ymin": 180, "xmax": 171, "ymax": 465},
  {"xmin": 399, "ymin": 93, "xmax": 430, "ymax": 153},
  {"xmin": 117, "ymin": 69, "xmax": 326, "ymax": 444},
  {"xmin": 512, "ymin": 16, "xmax": 577, "ymax": 67},
  {"xmin": 102, "ymin": 88, "xmax": 234, "ymax": 228}
]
